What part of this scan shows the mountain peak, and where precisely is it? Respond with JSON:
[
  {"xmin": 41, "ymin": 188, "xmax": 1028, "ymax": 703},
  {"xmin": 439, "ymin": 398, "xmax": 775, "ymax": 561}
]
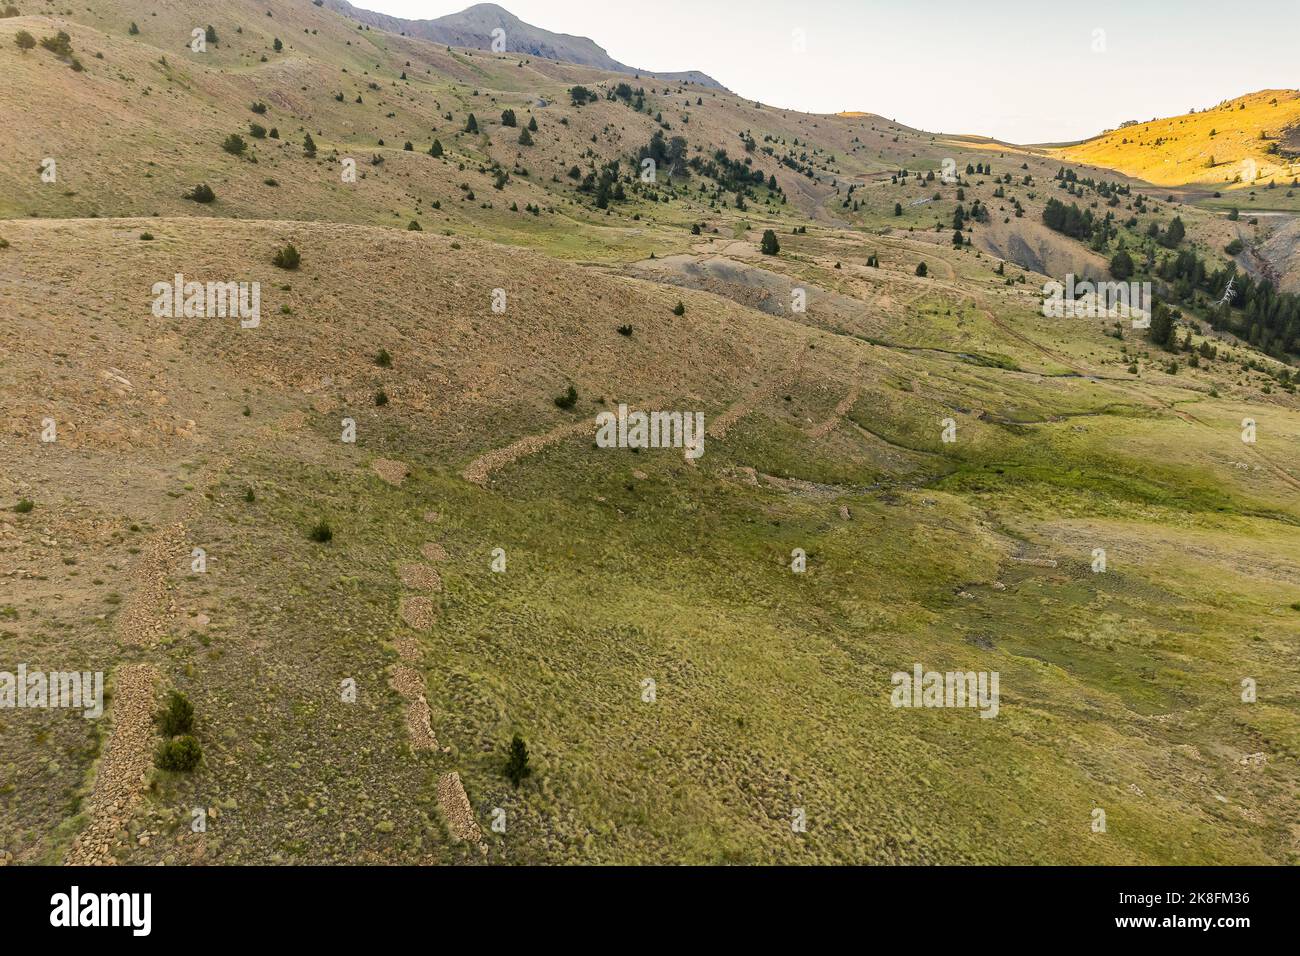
[{"xmin": 326, "ymin": 2, "xmax": 726, "ymax": 89}]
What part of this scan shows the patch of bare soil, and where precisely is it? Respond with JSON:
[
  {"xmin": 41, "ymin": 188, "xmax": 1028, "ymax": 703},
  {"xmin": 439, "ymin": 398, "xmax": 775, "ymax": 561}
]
[
  {"xmin": 391, "ymin": 634, "xmax": 423, "ymax": 663},
  {"xmin": 437, "ymin": 771, "xmax": 482, "ymax": 843},
  {"xmin": 372, "ymin": 458, "xmax": 410, "ymax": 487},
  {"xmin": 399, "ymin": 595, "xmax": 436, "ymax": 630},
  {"xmin": 388, "ymin": 665, "xmax": 438, "ymax": 751},
  {"xmin": 398, "ymin": 562, "xmax": 442, "ymax": 591},
  {"xmin": 65, "ymin": 664, "xmax": 158, "ymax": 865},
  {"xmin": 420, "ymin": 542, "xmax": 449, "ymax": 561}
]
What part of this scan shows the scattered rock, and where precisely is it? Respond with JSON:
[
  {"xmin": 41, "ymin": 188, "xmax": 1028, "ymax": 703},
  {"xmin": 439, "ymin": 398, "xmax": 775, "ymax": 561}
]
[
  {"xmin": 371, "ymin": 458, "xmax": 410, "ymax": 487},
  {"xmin": 437, "ymin": 771, "xmax": 482, "ymax": 843},
  {"xmin": 1008, "ymin": 556, "xmax": 1057, "ymax": 568},
  {"xmin": 399, "ymin": 595, "xmax": 436, "ymax": 630},
  {"xmin": 388, "ymin": 665, "xmax": 438, "ymax": 750},
  {"xmin": 65, "ymin": 664, "xmax": 159, "ymax": 865},
  {"xmin": 399, "ymin": 562, "xmax": 442, "ymax": 591}
]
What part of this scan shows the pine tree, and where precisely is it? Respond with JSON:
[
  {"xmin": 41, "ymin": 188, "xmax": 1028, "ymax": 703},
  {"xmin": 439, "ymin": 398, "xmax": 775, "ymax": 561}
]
[
  {"xmin": 1109, "ymin": 248, "xmax": 1134, "ymax": 280},
  {"xmin": 465, "ymin": 113, "xmax": 478, "ymax": 133},
  {"xmin": 1148, "ymin": 302, "xmax": 1177, "ymax": 350},
  {"xmin": 429, "ymin": 138, "xmax": 443, "ymax": 158},
  {"xmin": 760, "ymin": 229, "xmax": 780, "ymax": 255},
  {"xmin": 302, "ymin": 133, "xmax": 316, "ymax": 157},
  {"xmin": 505, "ymin": 734, "xmax": 532, "ymax": 787}
]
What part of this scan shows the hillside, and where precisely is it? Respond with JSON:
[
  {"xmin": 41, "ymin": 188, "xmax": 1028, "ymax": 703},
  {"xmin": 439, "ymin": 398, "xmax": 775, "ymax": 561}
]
[
  {"xmin": 1, "ymin": 0, "xmax": 1298, "ymax": 867},
  {"xmin": 1055, "ymin": 89, "xmax": 1300, "ymax": 194},
  {"xmin": 323, "ymin": 1, "xmax": 725, "ymax": 88}
]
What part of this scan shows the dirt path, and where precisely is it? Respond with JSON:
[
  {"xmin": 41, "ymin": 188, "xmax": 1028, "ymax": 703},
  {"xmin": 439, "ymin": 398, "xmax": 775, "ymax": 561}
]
[
  {"xmin": 709, "ymin": 346, "xmax": 809, "ymax": 441},
  {"xmin": 383, "ymin": 514, "xmax": 485, "ymax": 845},
  {"xmin": 437, "ymin": 771, "xmax": 482, "ymax": 843},
  {"xmin": 807, "ymin": 381, "xmax": 862, "ymax": 439},
  {"xmin": 113, "ymin": 522, "xmax": 185, "ymax": 647},
  {"xmin": 64, "ymin": 664, "xmax": 158, "ymax": 865},
  {"xmin": 64, "ymin": 478, "xmax": 211, "ymax": 859},
  {"xmin": 979, "ymin": 307, "xmax": 1087, "ymax": 375},
  {"xmin": 462, "ymin": 420, "xmax": 590, "ymax": 485},
  {"xmin": 1156, "ymin": 398, "xmax": 1300, "ymax": 494},
  {"xmin": 388, "ymin": 665, "xmax": 439, "ymax": 751}
]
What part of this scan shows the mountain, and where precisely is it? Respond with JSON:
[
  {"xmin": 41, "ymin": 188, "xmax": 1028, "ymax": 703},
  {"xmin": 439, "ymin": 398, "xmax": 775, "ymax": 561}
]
[
  {"xmin": 323, "ymin": 1, "xmax": 726, "ymax": 89},
  {"xmin": 1054, "ymin": 89, "xmax": 1300, "ymax": 190}
]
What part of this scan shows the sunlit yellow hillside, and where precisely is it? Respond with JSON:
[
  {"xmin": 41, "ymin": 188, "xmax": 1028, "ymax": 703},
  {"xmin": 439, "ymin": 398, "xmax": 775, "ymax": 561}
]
[{"xmin": 1055, "ymin": 89, "xmax": 1300, "ymax": 189}]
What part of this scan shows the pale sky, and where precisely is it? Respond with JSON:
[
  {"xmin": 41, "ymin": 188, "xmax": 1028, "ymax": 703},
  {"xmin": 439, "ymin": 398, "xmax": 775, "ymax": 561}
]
[{"xmin": 361, "ymin": 0, "xmax": 1299, "ymax": 144}]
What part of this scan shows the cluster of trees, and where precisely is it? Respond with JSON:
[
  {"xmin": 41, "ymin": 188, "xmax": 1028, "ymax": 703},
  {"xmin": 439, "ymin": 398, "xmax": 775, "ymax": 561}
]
[
  {"xmin": 1042, "ymin": 197, "xmax": 1103, "ymax": 241},
  {"xmin": 14, "ymin": 27, "xmax": 83, "ymax": 68},
  {"xmin": 569, "ymin": 85, "xmax": 597, "ymax": 106},
  {"xmin": 1111, "ymin": 245, "xmax": 1299, "ymax": 359},
  {"xmin": 1147, "ymin": 216, "xmax": 1185, "ymax": 249},
  {"xmin": 1157, "ymin": 250, "xmax": 1299, "ymax": 357},
  {"xmin": 952, "ymin": 200, "xmax": 989, "ymax": 230},
  {"xmin": 688, "ymin": 148, "xmax": 778, "ymax": 197},
  {"xmin": 577, "ymin": 160, "xmax": 626, "ymax": 208},
  {"xmin": 1055, "ymin": 167, "xmax": 1131, "ymax": 204},
  {"xmin": 610, "ymin": 82, "xmax": 646, "ymax": 110},
  {"xmin": 638, "ymin": 129, "xmax": 688, "ymax": 178}
]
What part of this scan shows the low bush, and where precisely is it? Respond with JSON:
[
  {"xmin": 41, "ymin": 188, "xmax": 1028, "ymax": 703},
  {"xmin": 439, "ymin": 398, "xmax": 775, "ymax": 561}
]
[
  {"xmin": 272, "ymin": 243, "xmax": 300, "ymax": 269},
  {"xmin": 155, "ymin": 736, "xmax": 202, "ymax": 772}
]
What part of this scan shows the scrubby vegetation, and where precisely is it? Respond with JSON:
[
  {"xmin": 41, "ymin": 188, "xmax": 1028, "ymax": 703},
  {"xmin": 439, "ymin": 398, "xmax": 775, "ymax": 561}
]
[
  {"xmin": 155, "ymin": 736, "xmax": 202, "ymax": 773},
  {"xmin": 184, "ymin": 183, "xmax": 216, "ymax": 203},
  {"xmin": 157, "ymin": 691, "xmax": 195, "ymax": 737},
  {"xmin": 272, "ymin": 243, "xmax": 300, "ymax": 269},
  {"xmin": 553, "ymin": 385, "xmax": 578, "ymax": 410}
]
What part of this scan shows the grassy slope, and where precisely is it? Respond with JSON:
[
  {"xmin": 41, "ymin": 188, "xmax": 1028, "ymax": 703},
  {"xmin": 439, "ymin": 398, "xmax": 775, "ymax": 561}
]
[{"xmin": 1055, "ymin": 90, "xmax": 1300, "ymax": 196}]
